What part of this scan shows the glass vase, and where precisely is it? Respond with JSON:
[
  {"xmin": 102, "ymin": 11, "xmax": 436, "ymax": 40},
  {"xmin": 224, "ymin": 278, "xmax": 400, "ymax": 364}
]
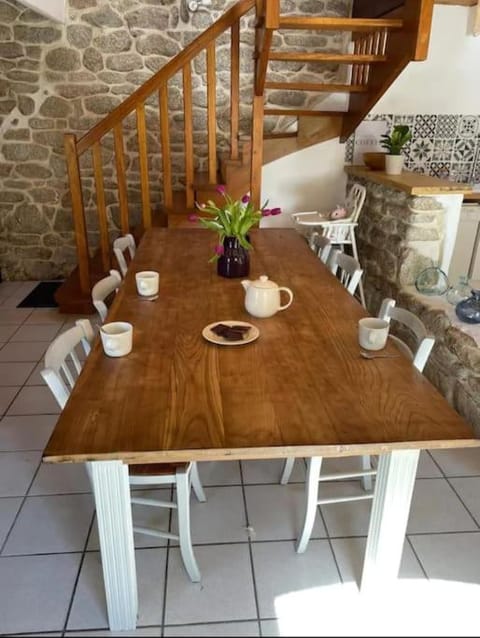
[
  {"xmin": 455, "ymin": 284, "xmax": 480, "ymax": 324},
  {"xmin": 217, "ymin": 236, "xmax": 250, "ymax": 278},
  {"xmin": 446, "ymin": 275, "xmax": 470, "ymax": 306}
]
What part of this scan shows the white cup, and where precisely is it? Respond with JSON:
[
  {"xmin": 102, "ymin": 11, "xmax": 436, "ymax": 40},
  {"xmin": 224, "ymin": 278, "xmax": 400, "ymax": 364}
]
[
  {"xmin": 100, "ymin": 322, "xmax": 133, "ymax": 358},
  {"xmin": 135, "ymin": 271, "xmax": 159, "ymax": 297},
  {"xmin": 358, "ymin": 318, "xmax": 389, "ymax": 351}
]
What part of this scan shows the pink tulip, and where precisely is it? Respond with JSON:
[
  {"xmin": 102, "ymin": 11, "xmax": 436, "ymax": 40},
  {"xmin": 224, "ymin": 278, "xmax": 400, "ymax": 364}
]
[
  {"xmin": 271, "ymin": 207, "xmax": 282, "ymax": 216},
  {"xmin": 216, "ymin": 185, "xmax": 226, "ymax": 195},
  {"xmin": 215, "ymin": 244, "xmax": 225, "ymax": 256},
  {"xmin": 241, "ymin": 194, "xmax": 250, "ymax": 204},
  {"xmin": 188, "ymin": 214, "xmax": 199, "ymax": 222},
  {"xmin": 262, "ymin": 208, "xmax": 272, "ymax": 216}
]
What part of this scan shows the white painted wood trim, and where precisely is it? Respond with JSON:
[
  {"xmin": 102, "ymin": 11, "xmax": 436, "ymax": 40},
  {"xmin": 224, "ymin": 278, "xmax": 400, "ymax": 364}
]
[
  {"xmin": 88, "ymin": 461, "xmax": 138, "ymax": 631},
  {"xmin": 361, "ymin": 449, "xmax": 420, "ymax": 593}
]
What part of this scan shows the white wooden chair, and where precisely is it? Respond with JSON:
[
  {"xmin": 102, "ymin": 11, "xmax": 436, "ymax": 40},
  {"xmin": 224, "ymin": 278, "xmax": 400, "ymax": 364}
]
[
  {"xmin": 309, "ymin": 232, "xmax": 332, "ymax": 264},
  {"xmin": 292, "ymin": 183, "xmax": 367, "ymax": 305},
  {"xmin": 40, "ymin": 319, "xmax": 206, "ymax": 582},
  {"xmin": 327, "ymin": 248, "xmax": 364, "ymax": 300},
  {"xmin": 91, "ymin": 269, "xmax": 122, "ymax": 323},
  {"xmin": 280, "ymin": 298, "xmax": 435, "ymax": 554},
  {"xmin": 113, "ymin": 233, "xmax": 136, "ymax": 277}
]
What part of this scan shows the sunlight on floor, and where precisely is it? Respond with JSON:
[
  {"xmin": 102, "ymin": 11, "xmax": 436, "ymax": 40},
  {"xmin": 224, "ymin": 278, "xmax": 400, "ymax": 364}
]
[{"xmin": 274, "ymin": 578, "xmax": 480, "ymax": 637}]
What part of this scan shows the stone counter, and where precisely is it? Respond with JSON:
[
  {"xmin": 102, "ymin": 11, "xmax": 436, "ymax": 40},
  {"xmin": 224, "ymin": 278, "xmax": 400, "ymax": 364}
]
[{"xmin": 348, "ymin": 173, "xmax": 480, "ymax": 434}]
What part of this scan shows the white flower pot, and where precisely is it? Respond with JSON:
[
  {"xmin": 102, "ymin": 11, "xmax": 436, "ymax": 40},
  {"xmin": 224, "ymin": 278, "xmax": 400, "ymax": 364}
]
[{"xmin": 385, "ymin": 154, "xmax": 404, "ymax": 175}]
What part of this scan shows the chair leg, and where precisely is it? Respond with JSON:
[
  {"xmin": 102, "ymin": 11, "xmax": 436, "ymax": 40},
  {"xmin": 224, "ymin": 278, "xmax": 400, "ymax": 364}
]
[
  {"xmin": 190, "ymin": 462, "xmax": 206, "ymax": 503},
  {"xmin": 296, "ymin": 457, "xmax": 322, "ymax": 554},
  {"xmin": 280, "ymin": 458, "xmax": 295, "ymax": 485},
  {"xmin": 361, "ymin": 455, "xmax": 373, "ymax": 492},
  {"xmin": 350, "ymin": 233, "xmax": 366, "ymax": 308},
  {"xmin": 176, "ymin": 469, "xmax": 201, "ymax": 582}
]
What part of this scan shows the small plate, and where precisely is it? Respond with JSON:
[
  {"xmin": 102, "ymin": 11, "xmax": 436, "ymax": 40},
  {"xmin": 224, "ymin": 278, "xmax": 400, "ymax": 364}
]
[{"xmin": 202, "ymin": 320, "xmax": 259, "ymax": 346}]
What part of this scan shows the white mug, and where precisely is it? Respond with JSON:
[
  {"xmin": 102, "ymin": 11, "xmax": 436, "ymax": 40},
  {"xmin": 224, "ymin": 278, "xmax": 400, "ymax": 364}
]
[
  {"xmin": 358, "ymin": 318, "xmax": 389, "ymax": 351},
  {"xmin": 135, "ymin": 271, "xmax": 159, "ymax": 297},
  {"xmin": 100, "ymin": 322, "xmax": 133, "ymax": 358}
]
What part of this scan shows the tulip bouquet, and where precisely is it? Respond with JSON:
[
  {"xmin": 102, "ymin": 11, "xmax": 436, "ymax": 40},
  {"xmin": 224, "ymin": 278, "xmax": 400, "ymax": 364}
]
[{"xmin": 189, "ymin": 186, "xmax": 281, "ymax": 260}]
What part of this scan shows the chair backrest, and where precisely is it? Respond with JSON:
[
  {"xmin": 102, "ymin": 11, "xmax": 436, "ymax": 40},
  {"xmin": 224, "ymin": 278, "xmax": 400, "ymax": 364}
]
[
  {"xmin": 309, "ymin": 231, "xmax": 331, "ymax": 264},
  {"xmin": 92, "ymin": 269, "xmax": 122, "ymax": 323},
  {"xmin": 328, "ymin": 248, "xmax": 363, "ymax": 296},
  {"xmin": 113, "ymin": 233, "xmax": 136, "ymax": 277},
  {"xmin": 41, "ymin": 319, "xmax": 94, "ymax": 409},
  {"xmin": 345, "ymin": 183, "xmax": 366, "ymax": 223},
  {"xmin": 378, "ymin": 298, "xmax": 435, "ymax": 372}
]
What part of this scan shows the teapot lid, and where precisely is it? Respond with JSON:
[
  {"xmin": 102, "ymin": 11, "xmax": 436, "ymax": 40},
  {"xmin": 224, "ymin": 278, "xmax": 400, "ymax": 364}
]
[{"xmin": 252, "ymin": 275, "xmax": 278, "ymax": 289}]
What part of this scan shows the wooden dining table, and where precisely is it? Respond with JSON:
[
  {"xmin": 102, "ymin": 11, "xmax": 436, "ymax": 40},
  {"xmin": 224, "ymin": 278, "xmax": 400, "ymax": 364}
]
[{"xmin": 43, "ymin": 228, "xmax": 480, "ymax": 631}]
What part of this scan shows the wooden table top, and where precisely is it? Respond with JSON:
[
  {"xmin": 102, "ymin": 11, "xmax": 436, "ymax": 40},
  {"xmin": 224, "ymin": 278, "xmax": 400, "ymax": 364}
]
[{"xmin": 43, "ymin": 228, "xmax": 479, "ymax": 464}]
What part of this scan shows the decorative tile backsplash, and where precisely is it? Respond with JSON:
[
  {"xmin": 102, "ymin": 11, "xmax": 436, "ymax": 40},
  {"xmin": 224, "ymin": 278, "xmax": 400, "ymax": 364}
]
[{"xmin": 346, "ymin": 114, "xmax": 480, "ymax": 185}]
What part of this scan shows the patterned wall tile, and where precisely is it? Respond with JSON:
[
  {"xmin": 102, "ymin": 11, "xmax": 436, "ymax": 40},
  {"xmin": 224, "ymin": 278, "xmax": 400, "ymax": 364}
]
[
  {"xmin": 393, "ymin": 115, "xmax": 415, "ymax": 127},
  {"xmin": 414, "ymin": 114, "xmax": 437, "ymax": 137},
  {"xmin": 458, "ymin": 115, "xmax": 479, "ymax": 138},
  {"xmin": 450, "ymin": 162, "xmax": 473, "ymax": 183},
  {"xmin": 432, "ymin": 138, "xmax": 454, "ymax": 162},
  {"xmin": 430, "ymin": 162, "xmax": 451, "ymax": 179},
  {"xmin": 436, "ymin": 115, "xmax": 458, "ymax": 138},
  {"xmin": 453, "ymin": 138, "xmax": 477, "ymax": 162},
  {"xmin": 410, "ymin": 137, "xmax": 434, "ymax": 165},
  {"xmin": 345, "ymin": 134, "xmax": 355, "ymax": 163}
]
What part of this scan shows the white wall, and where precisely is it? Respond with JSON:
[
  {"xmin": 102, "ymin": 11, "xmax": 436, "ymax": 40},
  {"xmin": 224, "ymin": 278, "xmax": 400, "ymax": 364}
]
[
  {"xmin": 371, "ymin": 5, "xmax": 480, "ymax": 114},
  {"xmin": 16, "ymin": 0, "xmax": 66, "ymax": 23},
  {"xmin": 260, "ymin": 139, "xmax": 348, "ymax": 227},
  {"xmin": 261, "ymin": 4, "xmax": 479, "ymax": 224}
]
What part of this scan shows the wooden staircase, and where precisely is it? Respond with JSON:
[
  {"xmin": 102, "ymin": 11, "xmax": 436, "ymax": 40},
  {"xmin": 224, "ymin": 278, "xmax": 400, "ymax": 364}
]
[{"xmin": 56, "ymin": 0, "xmax": 434, "ymax": 313}]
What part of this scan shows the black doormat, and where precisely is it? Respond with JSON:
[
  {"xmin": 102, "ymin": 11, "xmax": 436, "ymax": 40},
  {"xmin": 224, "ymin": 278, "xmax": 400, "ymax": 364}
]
[{"xmin": 17, "ymin": 281, "xmax": 63, "ymax": 308}]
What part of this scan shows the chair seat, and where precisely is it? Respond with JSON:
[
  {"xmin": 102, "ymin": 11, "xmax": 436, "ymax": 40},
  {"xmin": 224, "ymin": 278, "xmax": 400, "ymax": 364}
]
[{"xmin": 129, "ymin": 462, "xmax": 190, "ymax": 476}]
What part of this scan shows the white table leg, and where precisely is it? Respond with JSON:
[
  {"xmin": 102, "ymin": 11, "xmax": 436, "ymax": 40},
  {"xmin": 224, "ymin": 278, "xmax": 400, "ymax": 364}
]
[
  {"xmin": 88, "ymin": 460, "xmax": 138, "ymax": 631},
  {"xmin": 361, "ymin": 449, "xmax": 420, "ymax": 593}
]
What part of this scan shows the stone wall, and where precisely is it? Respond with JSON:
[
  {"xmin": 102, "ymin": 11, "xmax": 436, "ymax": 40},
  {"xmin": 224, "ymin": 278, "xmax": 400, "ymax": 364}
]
[
  {"xmin": 0, "ymin": 0, "xmax": 352, "ymax": 281},
  {"xmin": 351, "ymin": 175, "xmax": 480, "ymax": 434}
]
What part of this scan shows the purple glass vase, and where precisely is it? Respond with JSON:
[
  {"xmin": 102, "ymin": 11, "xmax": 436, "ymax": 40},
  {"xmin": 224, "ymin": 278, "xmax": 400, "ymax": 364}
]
[{"xmin": 217, "ymin": 236, "xmax": 250, "ymax": 278}]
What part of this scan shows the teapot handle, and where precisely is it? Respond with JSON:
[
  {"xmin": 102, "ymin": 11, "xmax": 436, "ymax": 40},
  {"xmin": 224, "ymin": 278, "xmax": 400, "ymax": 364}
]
[{"xmin": 278, "ymin": 287, "xmax": 293, "ymax": 311}]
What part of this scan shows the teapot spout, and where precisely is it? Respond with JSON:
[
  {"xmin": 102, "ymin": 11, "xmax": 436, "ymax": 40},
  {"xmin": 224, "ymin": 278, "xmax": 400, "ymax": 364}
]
[{"xmin": 241, "ymin": 279, "xmax": 251, "ymax": 291}]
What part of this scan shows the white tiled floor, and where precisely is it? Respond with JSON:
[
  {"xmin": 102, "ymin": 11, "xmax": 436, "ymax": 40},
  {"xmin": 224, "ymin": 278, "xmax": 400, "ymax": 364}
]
[{"xmin": 2, "ymin": 283, "xmax": 480, "ymax": 636}]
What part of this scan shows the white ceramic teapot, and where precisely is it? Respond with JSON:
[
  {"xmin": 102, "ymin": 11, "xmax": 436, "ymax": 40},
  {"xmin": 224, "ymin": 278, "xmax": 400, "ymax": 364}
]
[{"xmin": 241, "ymin": 275, "xmax": 293, "ymax": 318}]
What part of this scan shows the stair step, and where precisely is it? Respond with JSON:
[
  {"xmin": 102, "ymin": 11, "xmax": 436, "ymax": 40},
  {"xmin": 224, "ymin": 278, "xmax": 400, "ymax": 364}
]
[
  {"xmin": 263, "ymin": 131, "xmax": 298, "ymax": 140},
  {"xmin": 264, "ymin": 109, "xmax": 345, "ymax": 117},
  {"xmin": 277, "ymin": 17, "xmax": 403, "ymax": 31},
  {"xmin": 268, "ymin": 52, "xmax": 386, "ymax": 63},
  {"xmin": 264, "ymin": 81, "xmax": 367, "ymax": 93}
]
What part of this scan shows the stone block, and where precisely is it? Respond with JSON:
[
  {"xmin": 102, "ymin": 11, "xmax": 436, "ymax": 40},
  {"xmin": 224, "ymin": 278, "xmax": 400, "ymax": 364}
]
[
  {"xmin": 398, "ymin": 248, "xmax": 433, "ymax": 287},
  {"xmin": 84, "ymin": 95, "xmax": 122, "ymax": 114},
  {"xmin": 82, "ymin": 6, "xmax": 123, "ymax": 28},
  {"xmin": 83, "ymin": 47, "xmax": 104, "ymax": 72},
  {"xmin": 106, "ymin": 53, "xmax": 143, "ymax": 72},
  {"xmin": 18, "ymin": 95, "xmax": 35, "ymax": 115},
  {"xmin": 67, "ymin": 25, "xmax": 92, "ymax": 49},
  {"xmin": 125, "ymin": 7, "xmax": 169, "ymax": 30},
  {"xmin": 94, "ymin": 30, "xmax": 132, "ymax": 53},
  {"xmin": 13, "ymin": 26, "xmax": 61, "ymax": 44},
  {"xmin": 454, "ymin": 376, "xmax": 480, "ymax": 435},
  {"xmin": 46, "ymin": 48, "xmax": 81, "ymax": 72},
  {"xmin": 39, "ymin": 95, "xmax": 72, "ymax": 118},
  {"xmin": 3, "ymin": 144, "xmax": 49, "ymax": 162}
]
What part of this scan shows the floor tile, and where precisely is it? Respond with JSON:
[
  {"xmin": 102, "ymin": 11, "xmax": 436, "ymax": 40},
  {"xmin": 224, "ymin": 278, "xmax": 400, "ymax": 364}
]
[
  {"xmin": 0, "ymin": 414, "xmax": 57, "ymax": 451},
  {"xmin": 430, "ymin": 447, "xmax": 480, "ymax": 477},
  {"xmin": 29, "ymin": 462, "xmax": 91, "ymax": 495},
  {"xmin": 25, "ymin": 308, "xmax": 70, "ymax": 324},
  {"xmin": 10, "ymin": 323, "xmax": 62, "ymax": 342},
  {"xmin": 197, "ymin": 460, "xmax": 242, "ymax": 486},
  {"xmin": 26, "ymin": 360, "xmax": 48, "ymax": 385},
  {"xmin": 2, "ymin": 493, "xmax": 95, "ymax": 555},
  {"xmin": 67, "ymin": 548, "xmax": 167, "ymax": 630},
  {"xmin": 317, "ymin": 480, "xmax": 373, "ymax": 538},
  {"xmin": 450, "ymin": 476, "xmax": 480, "ymax": 525},
  {"xmin": 244, "ymin": 483, "xmax": 326, "ymax": 541},
  {"xmin": 7, "ymin": 385, "xmax": 60, "ymax": 415},
  {"xmin": 252, "ymin": 539, "xmax": 341, "ymax": 618},
  {"xmin": 0, "ymin": 385, "xmax": 20, "ymax": 415},
  {"xmin": 0, "ymin": 308, "xmax": 32, "ymax": 324},
  {"xmin": 0, "ymin": 497, "xmax": 22, "ymax": 546},
  {"xmin": 407, "ymin": 478, "xmax": 478, "ymax": 534},
  {"xmin": 0, "ymin": 324, "xmax": 19, "ymax": 341},
  {"xmin": 171, "ymin": 485, "xmax": 247, "ymax": 545},
  {"xmin": 165, "ymin": 544, "xmax": 256, "ymax": 625},
  {"xmin": 88, "ymin": 489, "xmax": 171, "ymax": 550},
  {"xmin": 260, "ymin": 620, "xmax": 281, "ymax": 637},
  {"xmin": 164, "ymin": 621, "xmax": 260, "ymax": 636},
  {"xmin": 0, "ymin": 553, "xmax": 81, "ymax": 633},
  {"xmin": 66, "ymin": 629, "xmax": 161, "ymax": 636},
  {"xmin": 416, "ymin": 451, "xmax": 443, "ymax": 478},
  {"xmin": 241, "ymin": 459, "xmax": 305, "ymax": 484},
  {"xmin": 330, "ymin": 536, "xmax": 425, "ymax": 587},
  {"xmin": 0, "ymin": 450, "xmax": 41, "ymax": 496},
  {"xmin": 0, "ymin": 341, "xmax": 48, "ymax": 362},
  {"xmin": 0, "ymin": 361, "xmax": 36, "ymax": 386}
]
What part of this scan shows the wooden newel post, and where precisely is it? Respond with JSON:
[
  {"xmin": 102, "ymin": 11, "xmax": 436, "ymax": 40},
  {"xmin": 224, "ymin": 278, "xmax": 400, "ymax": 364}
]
[
  {"xmin": 64, "ymin": 133, "xmax": 90, "ymax": 295},
  {"xmin": 250, "ymin": 94, "xmax": 264, "ymax": 210}
]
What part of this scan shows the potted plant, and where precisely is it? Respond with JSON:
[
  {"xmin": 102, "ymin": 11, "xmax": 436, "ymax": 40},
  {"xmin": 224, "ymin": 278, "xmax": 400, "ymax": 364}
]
[
  {"xmin": 189, "ymin": 186, "xmax": 281, "ymax": 278},
  {"xmin": 380, "ymin": 125, "xmax": 412, "ymax": 175}
]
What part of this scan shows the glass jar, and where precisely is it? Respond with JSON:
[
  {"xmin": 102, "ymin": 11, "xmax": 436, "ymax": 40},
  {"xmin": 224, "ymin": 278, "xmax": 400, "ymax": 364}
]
[
  {"xmin": 455, "ymin": 282, "xmax": 480, "ymax": 324},
  {"xmin": 446, "ymin": 275, "xmax": 470, "ymax": 305},
  {"xmin": 415, "ymin": 267, "xmax": 450, "ymax": 296}
]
